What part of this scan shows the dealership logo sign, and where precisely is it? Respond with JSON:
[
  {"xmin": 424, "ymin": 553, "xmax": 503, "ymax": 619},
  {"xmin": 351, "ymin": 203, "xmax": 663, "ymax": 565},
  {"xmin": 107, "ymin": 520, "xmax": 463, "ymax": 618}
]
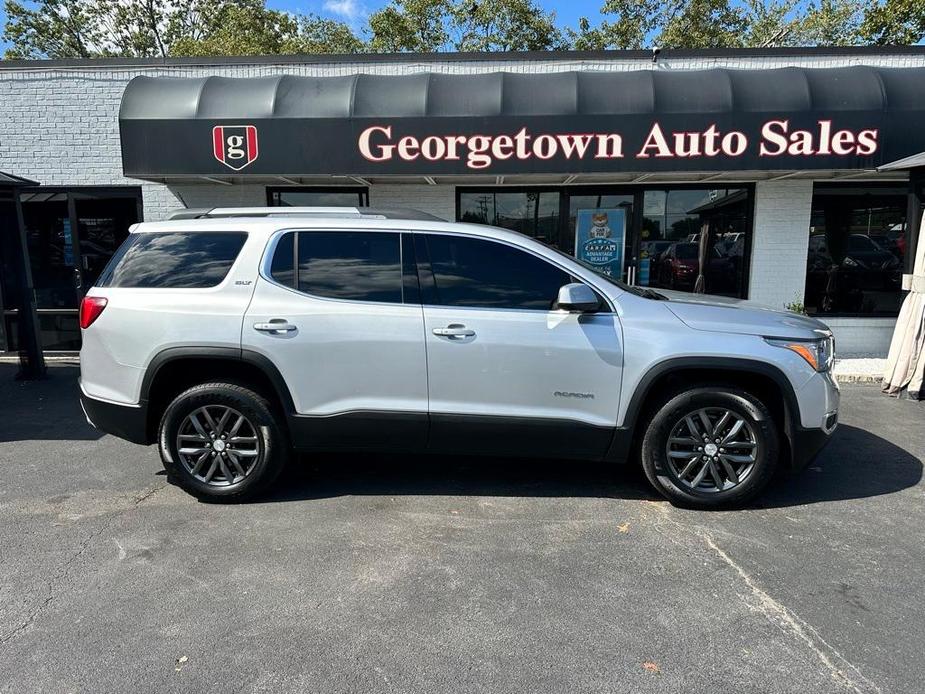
[{"xmin": 213, "ymin": 125, "xmax": 259, "ymax": 170}]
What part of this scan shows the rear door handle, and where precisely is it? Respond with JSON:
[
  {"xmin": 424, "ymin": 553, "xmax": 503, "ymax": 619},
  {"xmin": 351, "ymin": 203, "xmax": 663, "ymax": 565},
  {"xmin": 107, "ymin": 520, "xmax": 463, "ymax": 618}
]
[
  {"xmin": 432, "ymin": 324, "xmax": 475, "ymax": 338},
  {"xmin": 254, "ymin": 320, "xmax": 297, "ymax": 334}
]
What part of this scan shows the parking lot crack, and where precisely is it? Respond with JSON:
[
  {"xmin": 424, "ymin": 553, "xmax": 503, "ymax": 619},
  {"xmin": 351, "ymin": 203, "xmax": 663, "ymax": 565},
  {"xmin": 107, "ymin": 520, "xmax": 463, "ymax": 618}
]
[
  {"xmin": 645, "ymin": 504, "xmax": 882, "ymax": 694},
  {"xmin": 0, "ymin": 481, "xmax": 167, "ymax": 646}
]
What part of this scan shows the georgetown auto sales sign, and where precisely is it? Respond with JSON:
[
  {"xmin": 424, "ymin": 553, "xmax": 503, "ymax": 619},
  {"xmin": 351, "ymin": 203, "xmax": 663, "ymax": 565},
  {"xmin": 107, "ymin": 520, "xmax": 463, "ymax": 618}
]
[{"xmin": 121, "ymin": 113, "xmax": 914, "ymax": 177}]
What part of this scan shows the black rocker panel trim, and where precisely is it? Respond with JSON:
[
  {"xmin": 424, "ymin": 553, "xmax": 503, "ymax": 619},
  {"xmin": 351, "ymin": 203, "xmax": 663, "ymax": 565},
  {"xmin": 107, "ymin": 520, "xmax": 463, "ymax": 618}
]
[
  {"xmin": 288, "ymin": 410, "xmax": 428, "ymax": 451},
  {"xmin": 428, "ymin": 413, "xmax": 613, "ymax": 460}
]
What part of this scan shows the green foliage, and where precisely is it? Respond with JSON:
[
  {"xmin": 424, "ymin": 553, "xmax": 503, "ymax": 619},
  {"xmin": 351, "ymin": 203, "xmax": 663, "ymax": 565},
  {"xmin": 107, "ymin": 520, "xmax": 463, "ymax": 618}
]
[
  {"xmin": 3, "ymin": 0, "xmax": 925, "ymax": 59},
  {"xmin": 366, "ymin": 0, "xmax": 562, "ymax": 52},
  {"xmin": 859, "ymin": 0, "xmax": 925, "ymax": 44},
  {"xmin": 3, "ymin": 0, "xmax": 364, "ymax": 58}
]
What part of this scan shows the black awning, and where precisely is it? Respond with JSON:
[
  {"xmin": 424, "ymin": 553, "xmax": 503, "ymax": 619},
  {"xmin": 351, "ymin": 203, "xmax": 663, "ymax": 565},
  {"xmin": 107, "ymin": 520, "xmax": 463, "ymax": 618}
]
[
  {"xmin": 0, "ymin": 171, "xmax": 38, "ymax": 187},
  {"xmin": 119, "ymin": 67, "xmax": 925, "ymax": 177}
]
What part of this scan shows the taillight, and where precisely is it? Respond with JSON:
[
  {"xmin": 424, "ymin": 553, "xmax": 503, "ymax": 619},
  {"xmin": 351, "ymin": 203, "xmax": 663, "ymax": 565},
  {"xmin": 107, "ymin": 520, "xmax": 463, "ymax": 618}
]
[{"xmin": 79, "ymin": 296, "xmax": 108, "ymax": 329}]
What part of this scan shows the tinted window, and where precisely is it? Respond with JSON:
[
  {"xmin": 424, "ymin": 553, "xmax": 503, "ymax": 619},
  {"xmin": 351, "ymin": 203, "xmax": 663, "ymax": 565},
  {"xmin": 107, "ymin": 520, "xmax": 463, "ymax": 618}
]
[
  {"xmin": 97, "ymin": 232, "xmax": 246, "ymax": 288},
  {"xmin": 804, "ymin": 188, "xmax": 906, "ymax": 316},
  {"xmin": 424, "ymin": 234, "xmax": 570, "ymax": 310},
  {"xmin": 270, "ymin": 232, "xmax": 295, "ymax": 287},
  {"xmin": 297, "ymin": 231, "xmax": 402, "ymax": 303}
]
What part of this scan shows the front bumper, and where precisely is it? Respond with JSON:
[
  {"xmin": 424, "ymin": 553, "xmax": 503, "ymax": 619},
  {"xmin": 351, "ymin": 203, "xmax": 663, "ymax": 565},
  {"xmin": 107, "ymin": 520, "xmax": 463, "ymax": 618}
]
[
  {"xmin": 790, "ymin": 413, "xmax": 837, "ymax": 470},
  {"xmin": 79, "ymin": 389, "xmax": 149, "ymax": 445}
]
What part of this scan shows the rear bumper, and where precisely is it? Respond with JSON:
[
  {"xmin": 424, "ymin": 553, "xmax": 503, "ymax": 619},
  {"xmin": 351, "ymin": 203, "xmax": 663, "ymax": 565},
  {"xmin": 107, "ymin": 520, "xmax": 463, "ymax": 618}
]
[{"xmin": 79, "ymin": 389, "xmax": 149, "ymax": 445}]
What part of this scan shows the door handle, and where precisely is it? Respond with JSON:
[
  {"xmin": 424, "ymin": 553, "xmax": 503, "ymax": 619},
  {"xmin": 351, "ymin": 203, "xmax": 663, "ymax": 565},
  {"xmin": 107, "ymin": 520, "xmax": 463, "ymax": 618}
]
[
  {"xmin": 254, "ymin": 320, "xmax": 297, "ymax": 334},
  {"xmin": 433, "ymin": 324, "xmax": 475, "ymax": 338}
]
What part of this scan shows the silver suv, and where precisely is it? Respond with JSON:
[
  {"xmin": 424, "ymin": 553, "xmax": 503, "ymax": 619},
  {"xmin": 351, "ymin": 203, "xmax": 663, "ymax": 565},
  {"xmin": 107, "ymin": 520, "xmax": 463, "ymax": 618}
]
[{"xmin": 78, "ymin": 207, "xmax": 839, "ymax": 509}]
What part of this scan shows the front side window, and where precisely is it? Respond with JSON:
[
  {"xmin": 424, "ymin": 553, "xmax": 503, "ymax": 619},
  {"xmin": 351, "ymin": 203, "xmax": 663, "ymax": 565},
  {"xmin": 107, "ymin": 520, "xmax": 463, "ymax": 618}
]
[
  {"xmin": 295, "ymin": 231, "xmax": 402, "ymax": 303},
  {"xmin": 97, "ymin": 232, "xmax": 246, "ymax": 289},
  {"xmin": 423, "ymin": 234, "xmax": 570, "ymax": 310},
  {"xmin": 804, "ymin": 186, "xmax": 906, "ymax": 316}
]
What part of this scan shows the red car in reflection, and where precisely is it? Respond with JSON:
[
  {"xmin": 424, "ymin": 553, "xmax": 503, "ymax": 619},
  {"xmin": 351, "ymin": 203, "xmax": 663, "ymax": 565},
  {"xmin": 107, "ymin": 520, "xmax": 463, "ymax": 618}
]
[{"xmin": 657, "ymin": 242, "xmax": 700, "ymax": 290}]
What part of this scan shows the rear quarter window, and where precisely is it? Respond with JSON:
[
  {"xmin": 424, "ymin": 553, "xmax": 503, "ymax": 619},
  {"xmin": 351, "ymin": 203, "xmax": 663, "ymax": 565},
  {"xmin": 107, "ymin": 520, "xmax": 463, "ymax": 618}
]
[{"xmin": 97, "ymin": 232, "xmax": 247, "ymax": 289}]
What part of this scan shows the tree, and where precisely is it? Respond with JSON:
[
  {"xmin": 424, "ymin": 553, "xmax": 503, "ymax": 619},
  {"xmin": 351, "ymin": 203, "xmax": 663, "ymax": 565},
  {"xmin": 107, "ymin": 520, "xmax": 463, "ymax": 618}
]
[
  {"xmin": 798, "ymin": 0, "xmax": 862, "ymax": 46},
  {"xmin": 367, "ymin": 0, "xmax": 561, "ymax": 52},
  {"xmin": 569, "ymin": 0, "xmax": 749, "ymax": 50},
  {"xmin": 859, "ymin": 0, "xmax": 925, "ymax": 44},
  {"xmin": 368, "ymin": 0, "xmax": 453, "ymax": 52},
  {"xmin": 4, "ymin": 0, "xmax": 117, "ymax": 58},
  {"xmin": 453, "ymin": 0, "xmax": 565, "ymax": 51},
  {"xmin": 3, "ymin": 0, "xmax": 364, "ymax": 59}
]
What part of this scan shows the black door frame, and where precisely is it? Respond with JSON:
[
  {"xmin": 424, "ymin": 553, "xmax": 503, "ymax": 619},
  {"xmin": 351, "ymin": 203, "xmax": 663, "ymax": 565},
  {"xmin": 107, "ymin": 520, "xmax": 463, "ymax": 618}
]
[{"xmin": 15, "ymin": 185, "xmax": 143, "ymax": 351}]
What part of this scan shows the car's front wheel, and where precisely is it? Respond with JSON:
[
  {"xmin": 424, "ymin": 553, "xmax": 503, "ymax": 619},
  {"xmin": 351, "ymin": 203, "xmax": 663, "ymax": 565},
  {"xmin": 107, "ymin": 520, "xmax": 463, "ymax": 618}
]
[
  {"xmin": 641, "ymin": 387, "xmax": 779, "ymax": 509},
  {"xmin": 158, "ymin": 383, "xmax": 288, "ymax": 501}
]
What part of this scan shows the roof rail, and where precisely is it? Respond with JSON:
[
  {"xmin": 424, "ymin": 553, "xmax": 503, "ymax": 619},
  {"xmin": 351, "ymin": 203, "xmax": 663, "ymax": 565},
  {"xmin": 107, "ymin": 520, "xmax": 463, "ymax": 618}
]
[{"xmin": 166, "ymin": 206, "xmax": 445, "ymax": 222}]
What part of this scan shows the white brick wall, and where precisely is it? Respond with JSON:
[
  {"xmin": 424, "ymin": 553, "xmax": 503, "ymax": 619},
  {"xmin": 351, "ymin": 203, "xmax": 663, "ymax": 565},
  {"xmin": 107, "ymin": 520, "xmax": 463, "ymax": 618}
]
[{"xmin": 747, "ymin": 179, "xmax": 814, "ymax": 312}]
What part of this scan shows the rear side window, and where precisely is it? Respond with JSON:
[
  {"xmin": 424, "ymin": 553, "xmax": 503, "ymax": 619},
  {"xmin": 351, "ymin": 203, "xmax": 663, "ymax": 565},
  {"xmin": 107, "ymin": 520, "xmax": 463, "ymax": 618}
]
[
  {"xmin": 423, "ymin": 234, "xmax": 570, "ymax": 310},
  {"xmin": 286, "ymin": 231, "xmax": 402, "ymax": 303},
  {"xmin": 97, "ymin": 232, "xmax": 247, "ymax": 289}
]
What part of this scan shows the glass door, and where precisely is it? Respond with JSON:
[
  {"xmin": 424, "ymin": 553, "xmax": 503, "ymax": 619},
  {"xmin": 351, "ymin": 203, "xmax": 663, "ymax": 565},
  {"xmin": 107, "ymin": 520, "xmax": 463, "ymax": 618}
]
[
  {"xmin": 11, "ymin": 189, "xmax": 140, "ymax": 351},
  {"xmin": 74, "ymin": 194, "xmax": 140, "ymax": 290}
]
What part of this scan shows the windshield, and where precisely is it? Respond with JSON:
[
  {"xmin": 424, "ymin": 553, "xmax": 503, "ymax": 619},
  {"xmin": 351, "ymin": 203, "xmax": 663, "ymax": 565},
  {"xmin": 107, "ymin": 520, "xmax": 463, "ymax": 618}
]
[{"xmin": 546, "ymin": 244, "xmax": 669, "ymax": 300}]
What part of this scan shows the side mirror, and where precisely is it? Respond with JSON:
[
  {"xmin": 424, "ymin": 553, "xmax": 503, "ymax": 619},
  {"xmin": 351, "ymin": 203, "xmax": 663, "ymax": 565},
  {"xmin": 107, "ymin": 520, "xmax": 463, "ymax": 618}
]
[{"xmin": 557, "ymin": 283, "xmax": 600, "ymax": 313}]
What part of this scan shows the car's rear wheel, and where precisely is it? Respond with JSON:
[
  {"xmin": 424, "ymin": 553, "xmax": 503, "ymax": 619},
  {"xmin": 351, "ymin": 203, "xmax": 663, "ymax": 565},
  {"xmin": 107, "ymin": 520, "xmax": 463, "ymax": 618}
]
[
  {"xmin": 641, "ymin": 387, "xmax": 779, "ymax": 509},
  {"xmin": 158, "ymin": 383, "xmax": 288, "ymax": 501}
]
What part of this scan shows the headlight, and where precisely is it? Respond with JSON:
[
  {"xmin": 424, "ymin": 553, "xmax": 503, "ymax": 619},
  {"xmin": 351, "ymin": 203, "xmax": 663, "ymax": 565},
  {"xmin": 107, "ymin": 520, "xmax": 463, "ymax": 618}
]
[
  {"xmin": 842, "ymin": 256, "xmax": 859, "ymax": 267},
  {"xmin": 765, "ymin": 336, "xmax": 834, "ymax": 372}
]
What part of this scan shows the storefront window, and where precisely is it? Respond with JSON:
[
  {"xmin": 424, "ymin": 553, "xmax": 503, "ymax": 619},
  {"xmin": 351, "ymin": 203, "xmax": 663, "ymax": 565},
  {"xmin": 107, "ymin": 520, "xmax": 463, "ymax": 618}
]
[
  {"xmin": 267, "ymin": 187, "xmax": 368, "ymax": 207},
  {"xmin": 641, "ymin": 188, "xmax": 749, "ymax": 298},
  {"xmin": 457, "ymin": 186, "xmax": 753, "ymax": 299},
  {"xmin": 804, "ymin": 186, "xmax": 906, "ymax": 316},
  {"xmin": 458, "ymin": 191, "xmax": 559, "ymax": 244}
]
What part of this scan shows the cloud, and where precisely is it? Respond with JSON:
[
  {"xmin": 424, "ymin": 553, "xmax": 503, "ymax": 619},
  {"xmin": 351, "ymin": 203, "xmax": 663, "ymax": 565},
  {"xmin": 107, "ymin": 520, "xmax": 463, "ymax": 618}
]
[{"xmin": 323, "ymin": 0, "xmax": 366, "ymax": 22}]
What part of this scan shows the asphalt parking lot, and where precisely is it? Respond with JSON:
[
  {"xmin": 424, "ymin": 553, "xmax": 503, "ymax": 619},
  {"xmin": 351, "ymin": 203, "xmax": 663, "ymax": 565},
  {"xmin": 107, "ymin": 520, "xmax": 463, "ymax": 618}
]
[{"xmin": 0, "ymin": 363, "xmax": 923, "ymax": 693}]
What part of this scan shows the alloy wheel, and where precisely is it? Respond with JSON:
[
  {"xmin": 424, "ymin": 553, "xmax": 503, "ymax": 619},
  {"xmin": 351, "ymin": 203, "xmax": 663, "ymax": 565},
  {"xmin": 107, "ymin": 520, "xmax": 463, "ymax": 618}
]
[
  {"xmin": 665, "ymin": 407, "xmax": 758, "ymax": 493},
  {"xmin": 176, "ymin": 405, "xmax": 261, "ymax": 486}
]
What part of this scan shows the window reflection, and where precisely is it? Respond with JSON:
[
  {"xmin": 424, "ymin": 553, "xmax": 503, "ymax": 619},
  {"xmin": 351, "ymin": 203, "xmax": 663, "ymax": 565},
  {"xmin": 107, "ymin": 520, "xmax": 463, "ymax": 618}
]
[
  {"xmin": 642, "ymin": 188, "xmax": 748, "ymax": 298},
  {"xmin": 100, "ymin": 232, "xmax": 247, "ymax": 289},
  {"xmin": 426, "ymin": 235, "xmax": 571, "ymax": 310},
  {"xmin": 458, "ymin": 191, "xmax": 559, "ymax": 243},
  {"xmin": 804, "ymin": 187, "xmax": 905, "ymax": 316},
  {"xmin": 297, "ymin": 231, "xmax": 402, "ymax": 303}
]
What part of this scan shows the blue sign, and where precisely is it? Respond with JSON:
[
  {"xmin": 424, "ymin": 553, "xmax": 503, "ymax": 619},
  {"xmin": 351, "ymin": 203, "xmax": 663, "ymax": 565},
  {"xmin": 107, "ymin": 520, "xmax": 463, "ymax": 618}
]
[{"xmin": 575, "ymin": 208, "xmax": 625, "ymax": 278}]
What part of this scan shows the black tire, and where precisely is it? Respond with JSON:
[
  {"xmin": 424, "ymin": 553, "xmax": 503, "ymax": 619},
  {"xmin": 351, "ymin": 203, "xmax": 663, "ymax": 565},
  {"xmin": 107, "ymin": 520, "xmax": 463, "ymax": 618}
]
[
  {"xmin": 158, "ymin": 382, "xmax": 289, "ymax": 502},
  {"xmin": 640, "ymin": 387, "xmax": 779, "ymax": 509}
]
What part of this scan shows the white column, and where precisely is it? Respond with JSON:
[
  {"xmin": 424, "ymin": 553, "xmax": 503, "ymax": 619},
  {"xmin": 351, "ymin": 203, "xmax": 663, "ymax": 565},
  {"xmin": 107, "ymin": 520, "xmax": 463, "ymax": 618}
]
[{"xmin": 747, "ymin": 179, "xmax": 814, "ymax": 311}]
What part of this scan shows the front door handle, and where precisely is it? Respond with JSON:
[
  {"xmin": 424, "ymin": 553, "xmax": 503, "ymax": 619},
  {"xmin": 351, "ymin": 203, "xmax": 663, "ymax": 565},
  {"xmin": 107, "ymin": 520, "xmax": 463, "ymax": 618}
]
[
  {"xmin": 433, "ymin": 324, "xmax": 475, "ymax": 338},
  {"xmin": 254, "ymin": 320, "xmax": 297, "ymax": 334}
]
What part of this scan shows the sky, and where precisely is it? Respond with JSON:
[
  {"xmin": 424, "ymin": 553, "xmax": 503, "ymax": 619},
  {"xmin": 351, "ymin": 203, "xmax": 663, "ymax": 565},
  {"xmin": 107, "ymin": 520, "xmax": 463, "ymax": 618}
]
[{"xmin": 0, "ymin": 0, "xmax": 597, "ymax": 55}]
